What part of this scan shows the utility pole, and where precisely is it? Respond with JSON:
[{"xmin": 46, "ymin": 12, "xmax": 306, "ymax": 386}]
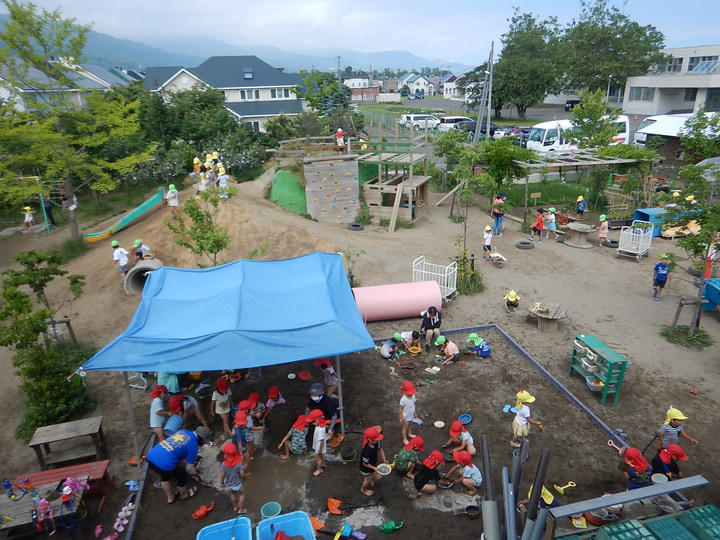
[{"xmin": 336, "ymin": 55, "xmax": 341, "ymax": 85}]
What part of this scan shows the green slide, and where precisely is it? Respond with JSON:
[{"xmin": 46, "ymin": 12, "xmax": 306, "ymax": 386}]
[{"xmin": 83, "ymin": 187, "xmax": 164, "ymax": 243}]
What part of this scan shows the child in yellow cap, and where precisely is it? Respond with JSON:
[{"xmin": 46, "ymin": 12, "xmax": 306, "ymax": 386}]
[
  {"xmin": 510, "ymin": 389, "xmax": 543, "ymax": 447},
  {"xmin": 656, "ymin": 407, "xmax": 698, "ymax": 450},
  {"xmin": 23, "ymin": 206, "xmax": 34, "ymax": 230},
  {"xmin": 503, "ymin": 290, "xmax": 520, "ymax": 313}
]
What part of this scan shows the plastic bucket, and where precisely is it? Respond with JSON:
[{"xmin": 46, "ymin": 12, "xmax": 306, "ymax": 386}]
[
  {"xmin": 340, "ymin": 446, "xmax": 356, "ymax": 462},
  {"xmin": 652, "ymin": 473, "xmax": 669, "ymax": 485},
  {"xmin": 260, "ymin": 502, "xmax": 281, "ymax": 520},
  {"xmin": 189, "ymin": 371, "xmax": 202, "ymax": 381}
]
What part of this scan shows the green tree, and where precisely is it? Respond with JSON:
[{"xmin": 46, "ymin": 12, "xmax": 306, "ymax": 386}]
[
  {"xmin": 457, "ymin": 66, "xmax": 489, "ymax": 113},
  {"xmin": 165, "ymin": 188, "xmax": 236, "ymax": 267},
  {"xmin": 679, "ymin": 105, "xmax": 720, "ymax": 163},
  {"xmin": 561, "ymin": 0, "xmax": 668, "ymax": 91},
  {"xmin": 294, "ymin": 70, "xmax": 342, "ymax": 111},
  {"xmin": 568, "ymin": 88, "xmax": 619, "ymax": 148},
  {"xmin": 434, "ymin": 130, "xmax": 470, "ymax": 173},
  {"xmin": 494, "ymin": 11, "xmax": 562, "ymax": 119},
  {"xmin": 479, "ymin": 138, "xmax": 535, "ymax": 188},
  {"xmin": 264, "ymin": 114, "xmax": 296, "ymax": 144},
  {"xmin": 0, "ymin": 1, "xmax": 154, "ymax": 240},
  {"xmin": 0, "ymin": 250, "xmax": 95, "ymax": 439}
]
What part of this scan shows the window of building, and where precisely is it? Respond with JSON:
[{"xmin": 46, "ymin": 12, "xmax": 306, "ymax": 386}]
[
  {"xmin": 254, "ymin": 90, "xmax": 260, "ymax": 99},
  {"xmin": 243, "ymin": 68, "xmax": 253, "ymax": 80},
  {"xmin": 628, "ymin": 87, "xmax": 654, "ymax": 102},
  {"xmin": 283, "ymin": 88, "xmax": 289, "ymax": 98},
  {"xmin": 688, "ymin": 55, "xmax": 719, "ymax": 72},
  {"xmin": 271, "ymin": 89, "xmax": 277, "ymax": 98},
  {"xmin": 684, "ymin": 88, "xmax": 698, "ymax": 102},
  {"xmin": 240, "ymin": 90, "xmax": 246, "ymax": 99},
  {"xmin": 665, "ymin": 57, "xmax": 683, "ymax": 73},
  {"xmin": 690, "ymin": 60, "xmax": 720, "ymax": 75},
  {"xmin": 706, "ymin": 88, "xmax": 720, "ymax": 112}
]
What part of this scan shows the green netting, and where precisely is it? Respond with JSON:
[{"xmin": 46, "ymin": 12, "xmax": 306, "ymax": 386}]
[
  {"xmin": 359, "ymin": 164, "xmax": 377, "ymax": 185},
  {"xmin": 269, "ymin": 170, "xmax": 307, "ymax": 215}
]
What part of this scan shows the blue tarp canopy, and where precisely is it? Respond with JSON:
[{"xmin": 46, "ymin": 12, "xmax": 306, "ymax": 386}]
[{"xmin": 82, "ymin": 253, "xmax": 374, "ymax": 372}]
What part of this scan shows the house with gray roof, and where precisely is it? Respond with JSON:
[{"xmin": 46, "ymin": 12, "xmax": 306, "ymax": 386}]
[{"xmin": 144, "ymin": 55, "xmax": 304, "ymax": 132}]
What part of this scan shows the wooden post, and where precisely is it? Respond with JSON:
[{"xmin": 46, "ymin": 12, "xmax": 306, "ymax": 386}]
[{"xmin": 388, "ymin": 183, "xmax": 405, "ymax": 233}]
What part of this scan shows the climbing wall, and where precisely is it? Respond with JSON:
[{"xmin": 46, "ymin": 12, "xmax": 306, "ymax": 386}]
[{"xmin": 304, "ymin": 159, "xmax": 361, "ymax": 223}]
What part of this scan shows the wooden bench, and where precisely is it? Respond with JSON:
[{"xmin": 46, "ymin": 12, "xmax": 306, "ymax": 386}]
[{"xmin": 15, "ymin": 460, "xmax": 114, "ymax": 515}]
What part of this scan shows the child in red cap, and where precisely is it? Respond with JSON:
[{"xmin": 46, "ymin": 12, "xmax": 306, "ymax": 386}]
[
  {"xmin": 360, "ymin": 426, "xmax": 387, "ymax": 496},
  {"xmin": 623, "ymin": 447, "xmax": 652, "ymax": 489},
  {"xmin": 443, "ymin": 420, "xmax": 476, "ymax": 456},
  {"xmin": 393, "ymin": 436, "xmax": 424, "ymax": 479},
  {"xmin": 232, "ymin": 410, "xmax": 248, "ymax": 456},
  {"xmin": 220, "ymin": 442, "xmax": 248, "ymax": 514},
  {"xmin": 149, "ymin": 385, "xmax": 170, "ymax": 442},
  {"xmin": 413, "ymin": 450, "xmax": 447, "ymax": 494},
  {"xmin": 651, "ymin": 443, "xmax": 688, "ymax": 480},
  {"xmin": 399, "ymin": 381, "xmax": 418, "ymax": 445},
  {"xmin": 278, "ymin": 415, "xmax": 309, "ymax": 459},
  {"xmin": 211, "ymin": 377, "xmax": 233, "ymax": 435},
  {"xmin": 446, "ymin": 450, "xmax": 483, "ymax": 495},
  {"xmin": 266, "ymin": 386, "xmax": 285, "ymax": 408},
  {"xmin": 309, "ymin": 410, "xmax": 327, "ymax": 476}
]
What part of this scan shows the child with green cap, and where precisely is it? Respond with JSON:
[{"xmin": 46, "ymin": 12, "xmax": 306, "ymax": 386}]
[
  {"xmin": 165, "ymin": 184, "xmax": 179, "ymax": 219},
  {"xmin": 111, "ymin": 240, "xmax": 129, "ymax": 286},
  {"xmin": 466, "ymin": 333, "xmax": 491, "ymax": 358},
  {"xmin": 436, "ymin": 336, "xmax": 460, "ymax": 365},
  {"xmin": 379, "ymin": 334, "xmax": 402, "ymax": 360},
  {"xmin": 597, "ymin": 214, "xmax": 609, "ymax": 246}
]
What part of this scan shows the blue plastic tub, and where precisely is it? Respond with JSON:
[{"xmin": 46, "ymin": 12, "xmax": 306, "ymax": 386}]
[
  {"xmin": 197, "ymin": 515, "xmax": 252, "ymax": 540},
  {"xmin": 256, "ymin": 511, "xmax": 314, "ymax": 540}
]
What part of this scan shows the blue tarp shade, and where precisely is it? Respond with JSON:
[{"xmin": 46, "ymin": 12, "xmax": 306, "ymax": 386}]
[{"xmin": 82, "ymin": 253, "xmax": 374, "ymax": 372}]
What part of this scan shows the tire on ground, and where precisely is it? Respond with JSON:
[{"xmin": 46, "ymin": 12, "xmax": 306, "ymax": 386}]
[
  {"xmin": 604, "ymin": 239, "xmax": 619, "ymax": 248},
  {"xmin": 516, "ymin": 240, "xmax": 535, "ymax": 250},
  {"xmin": 348, "ymin": 223, "xmax": 364, "ymax": 231}
]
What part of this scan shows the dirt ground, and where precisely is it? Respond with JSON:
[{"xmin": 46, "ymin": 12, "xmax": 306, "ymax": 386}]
[{"xmin": 0, "ymin": 168, "xmax": 718, "ymax": 539}]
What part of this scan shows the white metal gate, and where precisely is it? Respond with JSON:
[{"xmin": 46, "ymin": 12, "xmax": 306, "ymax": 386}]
[{"xmin": 412, "ymin": 256, "xmax": 458, "ymax": 299}]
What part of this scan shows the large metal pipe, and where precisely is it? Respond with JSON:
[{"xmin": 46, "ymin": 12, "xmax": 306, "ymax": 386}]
[
  {"xmin": 529, "ymin": 509, "xmax": 549, "ymax": 540},
  {"xmin": 480, "ymin": 435, "xmax": 501, "ymax": 540},
  {"xmin": 503, "ymin": 468, "xmax": 517, "ymax": 540},
  {"xmin": 511, "ymin": 439, "xmax": 531, "ymax": 506},
  {"xmin": 124, "ymin": 258, "xmax": 163, "ymax": 295},
  {"xmin": 520, "ymin": 450, "xmax": 552, "ymax": 540},
  {"xmin": 352, "ymin": 281, "xmax": 442, "ymax": 322}
]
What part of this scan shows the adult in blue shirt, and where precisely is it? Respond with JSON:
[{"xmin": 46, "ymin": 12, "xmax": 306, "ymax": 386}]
[
  {"xmin": 146, "ymin": 426, "xmax": 210, "ymax": 503},
  {"xmin": 420, "ymin": 306, "xmax": 442, "ymax": 352},
  {"xmin": 466, "ymin": 333, "xmax": 491, "ymax": 358}
]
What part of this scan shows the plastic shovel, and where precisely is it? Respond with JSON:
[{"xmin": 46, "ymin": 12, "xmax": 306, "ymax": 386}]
[{"xmin": 327, "ymin": 497, "xmax": 378, "ymax": 515}]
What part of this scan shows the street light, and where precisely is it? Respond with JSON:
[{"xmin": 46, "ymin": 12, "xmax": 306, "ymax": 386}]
[{"xmin": 606, "ymin": 74, "xmax": 614, "ymax": 103}]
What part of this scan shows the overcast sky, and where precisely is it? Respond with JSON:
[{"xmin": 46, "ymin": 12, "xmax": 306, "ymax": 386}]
[{"xmin": 8, "ymin": 0, "xmax": 720, "ymax": 66}]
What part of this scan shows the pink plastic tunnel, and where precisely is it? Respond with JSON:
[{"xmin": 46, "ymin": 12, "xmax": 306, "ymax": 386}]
[{"xmin": 352, "ymin": 281, "xmax": 443, "ymax": 323}]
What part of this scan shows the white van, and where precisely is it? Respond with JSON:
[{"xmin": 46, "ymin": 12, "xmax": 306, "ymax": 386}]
[
  {"xmin": 398, "ymin": 114, "xmax": 440, "ymax": 130},
  {"xmin": 436, "ymin": 116, "xmax": 473, "ymax": 132},
  {"xmin": 632, "ymin": 113, "xmax": 694, "ymax": 147},
  {"xmin": 526, "ymin": 115, "xmax": 630, "ymax": 152}
]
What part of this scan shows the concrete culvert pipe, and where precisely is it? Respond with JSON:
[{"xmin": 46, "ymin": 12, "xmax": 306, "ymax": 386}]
[{"xmin": 124, "ymin": 259, "xmax": 163, "ymax": 295}]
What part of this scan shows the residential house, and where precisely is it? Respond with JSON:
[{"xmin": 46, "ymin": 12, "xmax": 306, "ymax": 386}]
[
  {"xmin": 144, "ymin": 56, "xmax": 304, "ymax": 132},
  {"xmin": 398, "ymin": 73, "xmax": 434, "ymax": 96},
  {"xmin": 341, "ymin": 73, "xmax": 370, "ymax": 89},
  {"xmin": 442, "ymin": 74, "xmax": 464, "ymax": 100},
  {"xmin": 623, "ymin": 44, "xmax": 720, "ymax": 116},
  {"xmin": 382, "ymin": 78, "xmax": 399, "ymax": 93}
]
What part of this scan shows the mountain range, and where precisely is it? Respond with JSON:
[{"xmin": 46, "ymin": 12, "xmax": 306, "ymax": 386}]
[{"xmin": 0, "ymin": 14, "xmax": 472, "ymax": 74}]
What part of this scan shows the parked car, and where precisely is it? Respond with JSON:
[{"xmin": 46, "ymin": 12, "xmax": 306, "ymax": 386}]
[
  {"xmin": 564, "ymin": 100, "xmax": 580, "ymax": 111},
  {"xmin": 453, "ymin": 120, "xmax": 499, "ymax": 136},
  {"xmin": 436, "ymin": 115, "xmax": 473, "ymax": 132},
  {"xmin": 408, "ymin": 93, "xmax": 425, "ymax": 100},
  {"xmin": 399, "ymin": 113, "xmax": 440, "ymax": 130},
  {"xmin": 492, "ymin": 125, "xmax": 518, "ymax": 138},
  {"xmin": 507, "ymin": 127, "xmax": 531, "ymax": 147}
]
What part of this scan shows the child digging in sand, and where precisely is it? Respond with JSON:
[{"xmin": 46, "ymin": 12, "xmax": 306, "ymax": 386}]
[{"xmin": 220, "ymin": 443, "xmax": 248, "ymax": 514}]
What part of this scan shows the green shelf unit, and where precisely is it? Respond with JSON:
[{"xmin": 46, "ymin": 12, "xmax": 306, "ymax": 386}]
[{"xmin": 569, "ymin": 334, "xmax": 629, "ymax": 405}]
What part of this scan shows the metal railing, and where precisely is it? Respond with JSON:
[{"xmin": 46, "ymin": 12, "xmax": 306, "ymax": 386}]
[{"xmin": 412, "ymin": 255, "xmax": 457, "ymax": 299}]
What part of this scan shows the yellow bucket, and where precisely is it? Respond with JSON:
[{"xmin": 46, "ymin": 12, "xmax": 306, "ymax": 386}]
[{"xmin": 189, "ymin": 371, "xmax": 202, "ymax": 381}]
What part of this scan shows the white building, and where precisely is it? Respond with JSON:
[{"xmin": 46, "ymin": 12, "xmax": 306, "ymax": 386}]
[
  {"xmin": 341, "ymin": 73, "xmax": 370, "ymax": 89},
  {"xmin": 623, "ymin": 44, "xmax": 720, "ymax": 116}
]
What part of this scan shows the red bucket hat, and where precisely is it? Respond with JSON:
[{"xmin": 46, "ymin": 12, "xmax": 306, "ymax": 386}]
[
  {"xmin": 292, "ymin": 415, "xmax": 308, "ymax": 431},
  {"xmin": 661, "ymin": 444, "xmax": 688, "ymax": 464},
  {"xmin": 401, "ymin": 381, "xmax": 417, "ymax": 395},
  {"xmin": 624, "ymin": 447, "xmax": 649, "ymax": 472},
  {"xmin": 150, "ymin": 385, "xmax": 168, "ymax": 398},
  {"xmin": 307, "ymin": 409, "xmax": 324, "ymax": 422},
  {"xmin": 453, "ymin": 450, "xmax": 472, "ymax": 465},
  {"xmin": 362, "ymin": 426, "xmax": 384, "ymax": 447},
  {"xmin": 267, "ymin": 386, "xmax": 280, "ymax": 399},
  {"xmin": 248, "ymin": 393, "xmax": 260, "ymax": 408},
  {"xmin": 215, "ymin": 378, "xmax": 229, "ymax": 392},
  {"xmin": 169, "ymin": 396, "xmax": 183, "ymax": 414},
  {"xmin": 237, "ymin": 400, "xmax": 253, "ymax": 411},
  {"xmin": 222, "ymin": 442, "xmax": 242, "ymax": 467},
  {"xmin": 423, "ymin": 450, "xmax": 445, "ymax": 469},
  {"xmin": 449, "ymin": 420, "xmax": 465, "ymax": 437},
  {"xmin": 234, "ymin": 410, "xmax": 248, "ymax": 426},
  {"xmin": 313, "ymin": 357, "xmax": 330, "ymax": 367},
  {"xmin": 405, "ymin": 436, "xmax": 425, "ymax": 452}
]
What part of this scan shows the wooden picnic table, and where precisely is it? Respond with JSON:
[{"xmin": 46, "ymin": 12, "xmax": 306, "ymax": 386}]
[
  {"xmin": 528, "ymin": 303, "xmax": 568, "ymax": 333},
  {"xmin": 28, "ymin": 416, "xmax": 107, "ymax": 471},
  {"xmin": 14, "ymin": 460, "xmax": 114, "ymax": 515},
  {"xmin": 0, "ymin": 475, "xmax": 87, "ymax": 536}
]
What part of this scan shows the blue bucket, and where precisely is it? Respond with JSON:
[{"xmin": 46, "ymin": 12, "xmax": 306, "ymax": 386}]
[{"xmin": 260, "ymin": 501, "xmax": 281, "ymax": 520}]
